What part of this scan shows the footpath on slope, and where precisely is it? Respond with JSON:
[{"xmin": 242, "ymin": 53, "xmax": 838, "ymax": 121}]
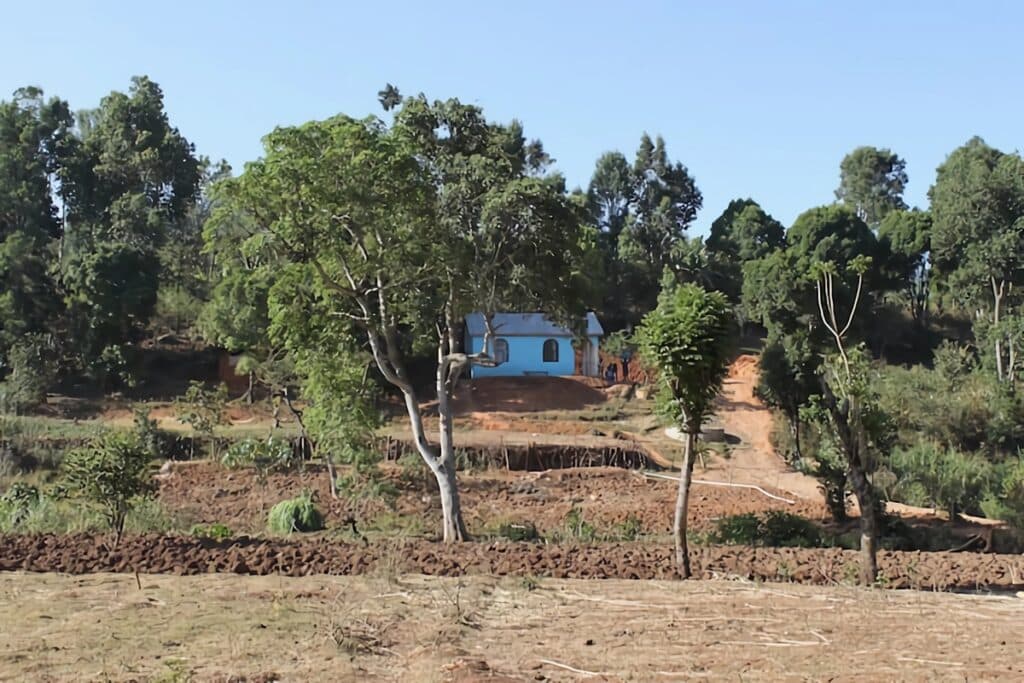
[{"xmin": 685, "ymin": 354, "xmax": 826, "ymax": 505}]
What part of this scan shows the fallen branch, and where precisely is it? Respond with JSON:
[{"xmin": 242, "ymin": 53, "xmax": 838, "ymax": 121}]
[
  {"xmin": 897, "ymin": 657, "xmax": 963, "ymax": 667},
  {"xmin": 539, "ymin": 659, "xmax": 605, "ymax": 677},
  {"xmin": 636, "ymin": 470, "xmax": 797, "ymax": 505}
]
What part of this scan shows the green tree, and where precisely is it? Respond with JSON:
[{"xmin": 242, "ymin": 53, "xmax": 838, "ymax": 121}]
[
  {"xmin": 707, "ymin": 198, "xmax": 785, "ymax": 262},
  {"xmin": 930, "ymin": 137, "xmax": 1024, "ymax": 383},
  {"xmin": 835, "ymin": 146, "xmax": 907, "ymax": 227},
  {"xmin": 811, "ymin": 258, "xmax": 892, "ymax": 583},
  {"xmin": 589, "ymin": 135, "xmax": 702, "ymax": 327},
  {"xmin": 636, "ymin": 284, "xmax": 734, "ymax": 578},
  {"xmin": 0, "ymin": 87, "xmax": 71, "ymax": 383},
  {"xmin": 208, "ymin": 90, "xmax": 588, "ymax": 541},
  {"xmin": 61, "ymin": 76, "xmax": 201, "ymax": 366},
  {"xmin": 156, "ymin": 159, "xmax": 230, "ymax": 334},
  {"xmin": 755, "ymin": 329, "xmax": 818, "ymax": 460},
  {"xmin": 878, "ymin": 209, "xmax": 932, "ymax": 326},
  {"xmin": 61, "ymin": 432, "xmax": 155, "ymax": 545},
  {"xmin": 587, "ymin": 151, "xmax": 634, "ymax": 250}
]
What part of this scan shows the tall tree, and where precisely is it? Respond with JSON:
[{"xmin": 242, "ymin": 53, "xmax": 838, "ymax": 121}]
[
  {"xmin": 706, "ymin": 198, "xmax": 785, "ymax": 262},
  {"xmin": 157, "ymin": 159, "xmax": 230, "ymax": 334},
  {"xmin": 835, "ymin": 146, "xmax": 908, "ymax": 228},
  {"xmin": 61, "ymin": 76, "xmax": 201, "ymax": 365},
  {"xmin": 0, "ymin": 87, "xmax": 71, "ymax": 368},
  {"xmin": 930, "ymin": 137, "xmax": 1024, "ymax": 383},
  {"xmin": 811, "ymin": 257, "xmax": 891, "ymax": 584},
  {"xmin": 587, "ymin": 151, "xmax": 634, "ymax": 250},
  {"xmin": 210, "ymin": 91, "xmax": 588, "ymax": 541},
  {"xmin": 615, "ymin": 134, "xmax": 702, "ymax": 323},
  {"xmin": 636, "ymin": 284, "xmax": 734, "ymax": 578},
  {"xmin": 878, "ymin": 209, "xmax": 932, "ymax": 326}
]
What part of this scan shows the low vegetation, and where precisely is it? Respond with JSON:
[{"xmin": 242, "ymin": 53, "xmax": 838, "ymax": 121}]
[{"xmin": 267, "ymin": 492, "xmax": 325, "ymax": 534}]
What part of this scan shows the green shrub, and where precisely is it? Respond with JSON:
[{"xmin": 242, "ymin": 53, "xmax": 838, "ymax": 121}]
[
  {"xmin": 491, "ymin": 521, "xmax": 541, "ymax": 542},
  {"xmin": 0, "ymin": 482, "xmax": 42, "ymax": 527},
  {"xmin": 221, "ymin": 436, "xmax": 296, "ymax": 474},
  {"xmin": 983, "ymin": 457, "xmax": 1024, "ymax": 535},
  {"xmin": 0, "ymin": 335, "xmax": 57, "ymax": 415},
  {"xmin": 190, "ymin": 522, "xmax": 233, "ymax": 541},
  {"xmin": 60, "ymin": 433, "xmax": 156, "ymax": 543},
  {"xmin": 613, "ymin": 514, "xmax": 644, "ymax": 541},
  {"xmin": 888, "ymin": 440, "xmax": 992, "ymax": 518},
  {"xmin": 267, "ymin": 491, "xmax": 324, "ymax": 534},
  {"xmin": 562, "ymin": 506, "xmax": 598, "ymax": 542},
  {"xmin": 133, "ymin": 406, "xmax": 176, "ymax": 461},
  {"xmin": 707, "ymin": 511, "xmax": 824, "ymax": 548},
  {"xmin": 175, "ymin": 381, "xmax": 228, "ymax": 458}
]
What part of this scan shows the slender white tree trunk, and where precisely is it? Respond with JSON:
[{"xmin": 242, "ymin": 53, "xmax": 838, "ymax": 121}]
[{"xmin": 434, "ymin": 364, "xmax": 468, "ymax": 541}]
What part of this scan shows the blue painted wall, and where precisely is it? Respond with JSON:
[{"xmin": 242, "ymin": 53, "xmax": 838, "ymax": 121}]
[{"xmin": 468, "ymin": 335, "xmax": 589, "ymax": 378}]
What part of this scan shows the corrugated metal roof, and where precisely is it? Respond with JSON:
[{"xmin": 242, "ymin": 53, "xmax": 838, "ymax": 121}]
[{"xmin": 464, "ymin": 312, "xmax": 604, "ymax": 338}]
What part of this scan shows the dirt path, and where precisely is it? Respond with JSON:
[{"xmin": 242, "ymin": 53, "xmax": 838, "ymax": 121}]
[
  {"xmin": 691, "ymin": 355, "xmax": 825, "ymax": 502},
  {"xmin": 2, "ymin": 572, "xmax": 1021, "ymax": 682}
]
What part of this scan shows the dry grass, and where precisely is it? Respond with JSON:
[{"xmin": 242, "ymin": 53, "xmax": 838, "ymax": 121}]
[{"xmin": 1, "ymin": 572, "xmax": 1022, "ymax": 681}]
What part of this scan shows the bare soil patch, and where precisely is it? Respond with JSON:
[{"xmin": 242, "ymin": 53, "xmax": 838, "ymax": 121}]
[
  {"xmin": 3, "ymin": 533, "xmax": 1024, "ymax": 591},
  {"xmin": 155, "ymin": 462, "xmax": 827, "ymax": 537},
  {"xmin": 2, "ymin": 572, "xmax": 1022, "ymax": 682}
]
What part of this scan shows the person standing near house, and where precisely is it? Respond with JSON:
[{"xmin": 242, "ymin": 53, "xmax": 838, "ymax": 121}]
[
  {"xmin": 604, "ymin": 361, "xmax": 618, "ymax": 385},
  {"xmin": 620, "ymin": 348, "xmax": 632, "ymax": 383}
]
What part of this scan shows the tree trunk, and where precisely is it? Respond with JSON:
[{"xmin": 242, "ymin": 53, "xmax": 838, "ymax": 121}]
[
  {"xmin": 434, "ymin": 360, "xmax": 469, "ymax": 542},
  {"xmin": 993, "ymin": 277, "xmax": 1005, "ymax": 382},
  {"xmin": 674, "ymin": 430, "xmax": 698, "ymax": 578},
  {"xmin": 848, "ymin": 460, "xmax": 879, "ymax": 585},
  {"xmin": 282, "ymin": 388, "xmax": 337, "ymax": 499}
]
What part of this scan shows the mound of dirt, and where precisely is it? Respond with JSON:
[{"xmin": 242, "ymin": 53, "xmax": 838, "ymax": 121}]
[
  {"xmin": 449, "ymin": 376, "xmax": 609, "ymax": 414},
  {"xmin": 3, "ymin": 533, "xmax": 1023, "ymax": 591}
]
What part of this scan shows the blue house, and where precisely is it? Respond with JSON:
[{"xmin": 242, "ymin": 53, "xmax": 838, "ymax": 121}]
[{"xmin": 464, "ymin": 312, "xmax": 604, "ymax": 379}]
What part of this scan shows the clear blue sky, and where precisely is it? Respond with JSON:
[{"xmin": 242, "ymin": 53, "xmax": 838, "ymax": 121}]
[{"xmin": 3, "ymin": 1, "xmax": 1022, "ymax": 234}]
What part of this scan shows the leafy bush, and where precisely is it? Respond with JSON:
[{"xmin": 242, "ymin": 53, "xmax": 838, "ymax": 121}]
[
  {"xmin": 0, "ymin": 482, "xmax": 41, "ymax": 527},
  {"xmin": 175, "ymin": 381, "xmax": 228, "ymax": 458},
  {"xmin": 888, "ymin": 440, "xmax": 992, "ymax": 518},
  {"xmin": 613, "ymin": 514, "xmax": 644, "ymax": 541},
  {"xmin": 707, "ymin": 511, "xmax": 825, "ymax": 548},
  {"xmin": 982, "ymin": 457, "xmax": 1024, "ymax": 535},
  {"xmin": 876, "ymin": 364, "xmax": 1024, "ymax": 456},
  {"xmin": 221, "ymin": 436, "xmax": 296, "ymax": 474},
  {"xmin": 133, "ymin": 405, "xmax": 176, "ymax": 461},
  {"xmin": 60, "ymin": 433, "xmax": 156, "ymax": 543},
  {"xmin": 267, "ymin": 491, "xmax": 324, "ymax": 534},
  {"xmin": 0, "ymin": 335, "xmax": 56, "ymax": 415},
  {"xmin": 190, "ymin": 522, "xmax": 233, "ymax": 541},
  {"xmin": 562, "ymin": 506, "xmax": 598, "ymax": 542}
]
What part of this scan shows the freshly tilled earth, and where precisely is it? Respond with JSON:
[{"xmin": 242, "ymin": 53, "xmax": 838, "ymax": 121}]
[
  {"xmin": 156, "ymin": 462, "xmax": 829, "ymax": 536},
  {"xmin": 3, "ymin": 533, "xmax": 1023, "ymax": 591}
]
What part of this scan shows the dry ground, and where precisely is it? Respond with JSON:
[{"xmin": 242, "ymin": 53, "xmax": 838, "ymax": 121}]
[{"xmin": 1, "ymin": 572, "xmax": 1022, "ymax": 682}]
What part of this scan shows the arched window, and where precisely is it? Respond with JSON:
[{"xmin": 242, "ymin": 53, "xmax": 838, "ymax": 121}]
[
  {"xmin": 542, "ymin": 338, "xmax": 559, "ymax": 363},
  {"xmin": 494, "ymin": 338, "xmax": 509, "ymax": 364}
]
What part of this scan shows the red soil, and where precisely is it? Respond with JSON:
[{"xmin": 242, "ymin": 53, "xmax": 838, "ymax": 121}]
[{"xmin": 3, "ymin": 533, "xmax": 1022, "ymax": 591}]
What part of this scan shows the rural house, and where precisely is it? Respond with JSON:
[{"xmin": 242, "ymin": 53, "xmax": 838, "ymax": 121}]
[{"xmin": 464, "ymin": 312, "xmax": 604, "ymax": 378}]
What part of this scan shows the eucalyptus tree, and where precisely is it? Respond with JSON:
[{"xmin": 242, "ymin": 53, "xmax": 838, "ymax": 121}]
[{"xmin": 209, "ymin": 90, "xmax": 588, "ymax": 541}]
